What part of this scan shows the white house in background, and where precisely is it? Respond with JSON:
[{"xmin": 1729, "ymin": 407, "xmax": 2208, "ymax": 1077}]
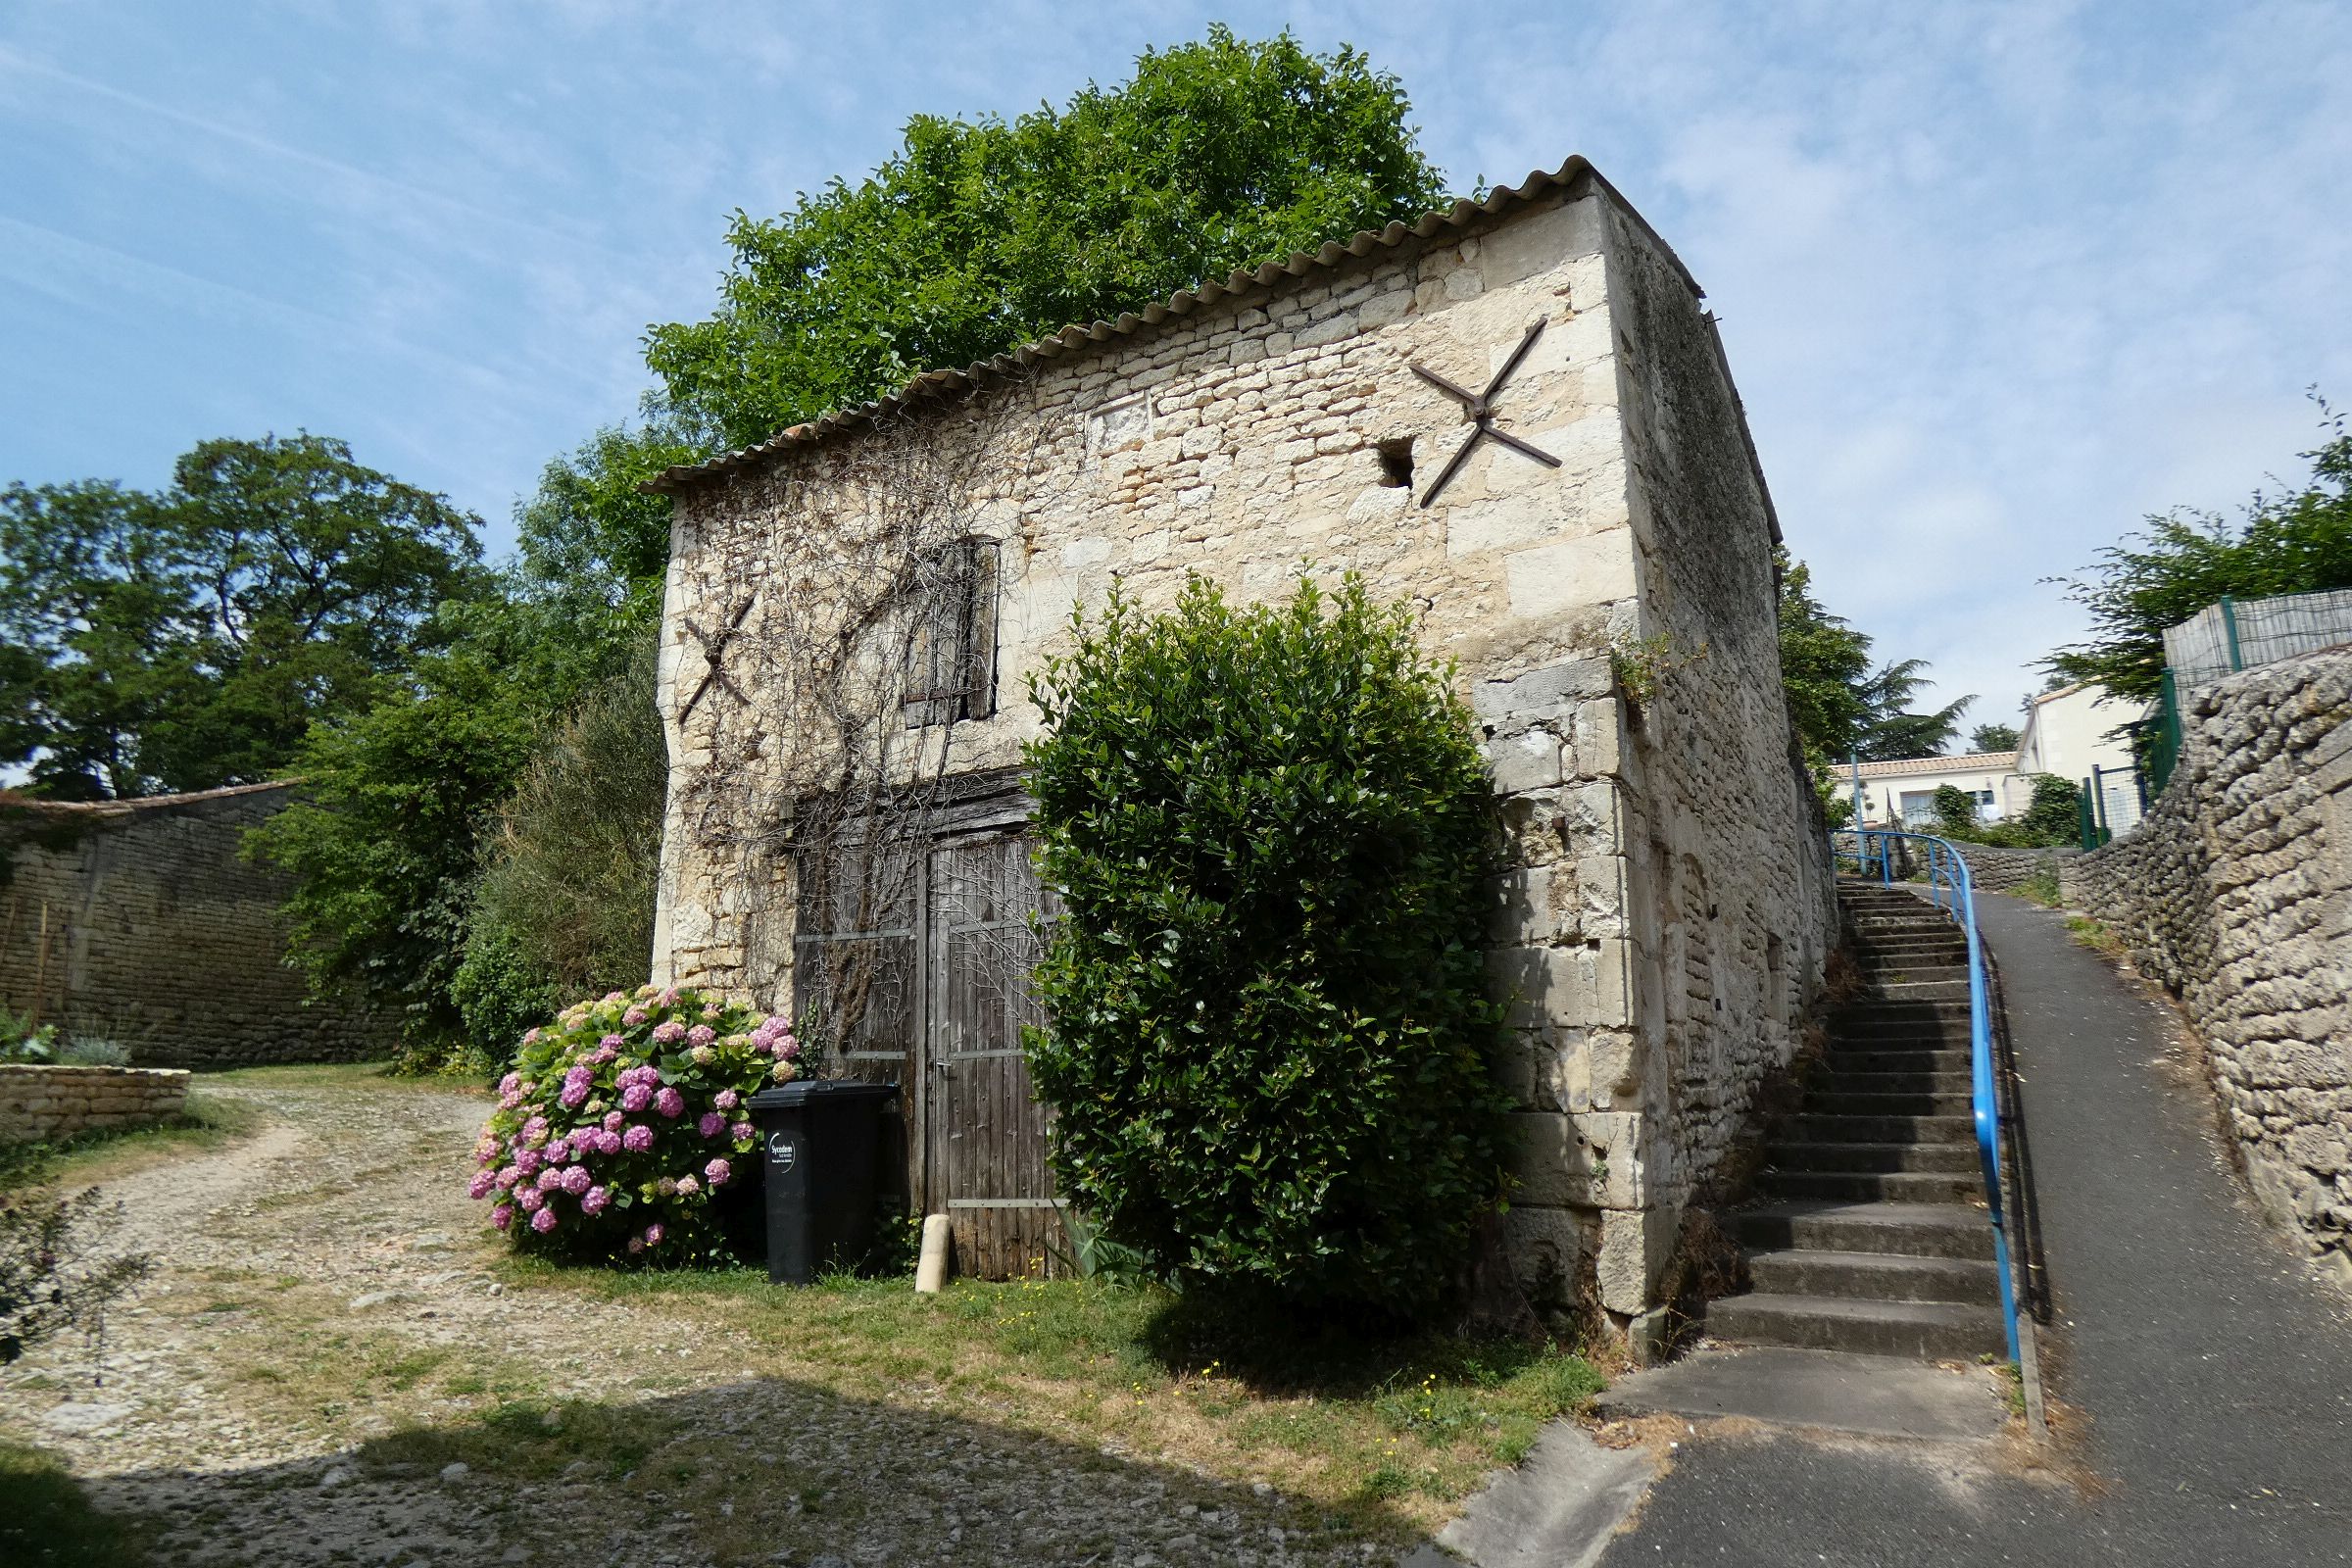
[
  {"xmin": 2010, "ymin": 681, "xmax": 2139, "ymax": 792},
  {"xmin": 1849, "ymin": 752, "xmax": 2020, "ymax": 828}
]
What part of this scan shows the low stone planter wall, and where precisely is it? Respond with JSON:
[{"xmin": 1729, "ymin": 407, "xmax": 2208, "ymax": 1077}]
[{"xmin": 0, "ymin": 1063, "xmax": 192, "ymax": 1142}]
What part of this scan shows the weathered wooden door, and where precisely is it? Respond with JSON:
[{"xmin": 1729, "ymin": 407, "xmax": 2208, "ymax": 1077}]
[{"xmin": 923, "ymin": 828, "xmax": 1062, "ymax": 1277}]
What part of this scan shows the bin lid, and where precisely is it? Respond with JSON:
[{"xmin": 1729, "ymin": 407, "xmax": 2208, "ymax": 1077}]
[{"xmin": 747, "ymin": 1079, "xmax": 899, "ymax": 1110}]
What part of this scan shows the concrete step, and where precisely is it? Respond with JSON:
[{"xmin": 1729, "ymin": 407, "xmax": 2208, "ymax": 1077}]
[
  {"xmin": 1817, "ymin": 1069, "xmax": 1975, "ymax": 1096},
  {"xmin": 1760, "ymin": 1168, "xmax": 1981, "ymax": 1203},
  {"xmin": 1781, "ymin": 1113, "xmax": 1973, "ymax": 1145},
  {"xmin": 1862, "ymin": 979, "xmax": 1972, "ymax": 1003},
  {"xmin": 1768, "ymin": 1140, "xmax": 1978, "ymax": 1175},
  {"xmin": 1833, "ymin": 999, "xmax": 1973, "ymax": 1025},
  {"xmin": 1745, "ymin": 1248, "xmax": 2000, "ymax": 1305},
  {"xmin": 1831, "ymin": 1017, "xmax": 1972, "ymax": 1044},
  {"xmin": 1825, "ymin": 1047, "xmax": 1971, "ymax": 1074},
  {"xmin": 1705, "ymin": 1293, "xmax": 2006, "ymax": 1360},
  {"xmin": 1861, "ymin": 963, "xmax": 1969, "ymax": 983},
  {"xmin": 1736, "ymin": 1200, "xmax": 1995, "ymax": 1260},
  {"xmin": 1805, "ymin": 1089, "xmax": 1976, "ymax": 1117}
]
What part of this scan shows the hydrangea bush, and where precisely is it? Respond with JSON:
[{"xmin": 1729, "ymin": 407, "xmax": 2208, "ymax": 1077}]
[{"xmin": 466, "ymin": 983, "xmax": 807, "ymax": 1263}]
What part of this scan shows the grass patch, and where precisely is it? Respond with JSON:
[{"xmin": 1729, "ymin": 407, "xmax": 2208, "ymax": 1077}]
[
  {"xmin": 2062, "ymin": 914, "xmax": 2128, "ymax": 960},
  {"xmin": 498, "ymin": 1255, "xmax": 1604, "ymax": 1527},
  {"xmin": 208, "ymin": 1060, "xmax": 483, "ymax": 1095},
  {"xmin": 0, "ymin": 1439, "xmax": 152, "ymax": 1567},
  {"xmin": 2012, "ymin": 869, "xmax": 2063, "ymax": 908},
  {"xmin": 2, "ymin": 1092, "xmax": 261, "ymax": 1192}
]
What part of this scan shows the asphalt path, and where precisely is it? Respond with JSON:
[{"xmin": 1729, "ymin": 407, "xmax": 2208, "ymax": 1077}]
[{"xmin": 1594, "ymin": 890, "xmax": 2352, "ymax": 1567}]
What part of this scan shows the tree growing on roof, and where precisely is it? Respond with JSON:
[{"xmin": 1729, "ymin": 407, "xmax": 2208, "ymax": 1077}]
[{"xmin": 642, "ymin": 25, "xmax": 1448, "ymax": 455}]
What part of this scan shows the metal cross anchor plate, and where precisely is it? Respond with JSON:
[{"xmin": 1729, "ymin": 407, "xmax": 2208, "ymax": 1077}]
[
  {"xmin": 678, "ymin": 590, "xmax": 757, "ymax": 721},
  {"xmin": 1408, "ymin": 318, "xmax": 1563, "ymax": 509}
]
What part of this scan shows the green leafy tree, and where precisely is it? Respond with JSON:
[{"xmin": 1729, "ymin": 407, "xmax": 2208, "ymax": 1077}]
[
  {"xmin": 1022, "ymin": 575, "xmax": 1504, "ymax": 1321},
  {"xmin": 1777, "ymin": 550, "xmax": 1974, "ymax": 772},
  {"xmin": 2049, "ymin": 405, "xmax": 2352, "ymax": 702},
  {"xmin": 644, "ymin": 26, "xmax": 1446, "ymax": 450},
  {"xmin": 248, "ymin": 598, "xmax": 617, "ymax": 1061},
  {"xmin": 2014, "ymin": 774, "xmax": 2082, "ymax": 847},
  {"xmin": 1970, "ymin": 722, "xmax": 2020, "ymax": 754},
  {"xmin": 0, "ymin": 435, "xmax": 484, "ymax": 798},
  {"xmin": 1932, "ymin": 783, "xmax": 1981, "ymax": 838}
]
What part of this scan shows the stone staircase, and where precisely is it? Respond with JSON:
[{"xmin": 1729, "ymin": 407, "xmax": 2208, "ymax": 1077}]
[{"xmin": 1707, "ymin": 879, "xmax": 2008, "ymax": 1360}]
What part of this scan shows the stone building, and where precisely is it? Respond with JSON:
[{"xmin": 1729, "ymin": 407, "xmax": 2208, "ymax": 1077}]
[
  {"xmin": 0, "ymin": 781, "xmax": 397, "ymax": 1067},
  {"xmin": 644, "ymin": 158, "xmax": 1838, "ymax": 1329}
]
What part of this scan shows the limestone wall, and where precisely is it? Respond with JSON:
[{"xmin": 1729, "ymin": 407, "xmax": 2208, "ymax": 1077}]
[
  {"xmin": 0, "ymin": 783, "xmax": 395, "ymax": 1068},
  {"xmin": 1949, "ymin": 841, "xmax": 2076, "ymax": 894},
  {"xmin": 652, "ymin": 168, "xmax": 1828, "ymax": 1322},
  {"xmin": 0, "ymin": 1064, "xmax": 190, "ymax": 1142},
  {"xmin": 2064, "ymin": 652, "xmax": 2352, "ymax": 1280}
]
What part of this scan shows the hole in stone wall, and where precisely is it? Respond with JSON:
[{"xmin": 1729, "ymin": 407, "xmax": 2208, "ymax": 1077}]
[{"xmin": 1375, "ymin": 437, "xmax": 1414, "ymax": 488}]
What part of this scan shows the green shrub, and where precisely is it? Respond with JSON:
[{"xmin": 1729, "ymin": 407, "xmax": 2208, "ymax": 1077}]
[{"xmin": 1022, "ymin": 574, "xmax": 1505, "ymax": 1323}]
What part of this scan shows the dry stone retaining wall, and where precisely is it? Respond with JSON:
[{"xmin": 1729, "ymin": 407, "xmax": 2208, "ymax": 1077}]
[
  {"xmin": 0, "ymin": 783, "xmax": 395, "ymax": 1068},
  {"xmin": 2064, "ymin": 651, "xmax": 2352, "ymax": 1281},
  {"xmin": 1948, "ymin": 841, "xmax": 2077, "ymax": 894},
  {"xmin": 0, "ymin": 1064, "xmax": 190, "ymax": 1142}
]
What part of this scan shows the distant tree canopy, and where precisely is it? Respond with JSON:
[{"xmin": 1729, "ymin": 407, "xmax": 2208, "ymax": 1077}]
[
  {"xmin": 642, "ymin": 25, "xmax": 1446, "ymax": 455},
  {"xmin": 0, "ymin": 435, "xmax": 485, "ymax": 799},
  {"xmin": 1777, "ymin": 551, "xmax": 1975, "ymax": 768},
  {"xmin": 1970, "ymin": 721, "xmax": 2021, "ymax": 754},
  {"xmin": 2049, "ymin": 405, "xmax": 2352, "ymax": 703}
]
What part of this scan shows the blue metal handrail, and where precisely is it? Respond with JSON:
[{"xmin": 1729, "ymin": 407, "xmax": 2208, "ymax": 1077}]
[{"xmin": 1832, "ymin": 828, "xmax": 2023, "ymax": 1363}]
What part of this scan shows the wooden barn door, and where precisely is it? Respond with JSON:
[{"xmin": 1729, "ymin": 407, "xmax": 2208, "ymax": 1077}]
[{"xmin": 923, "ymin": 827, "xmax": 1063, "ymax": 1277}]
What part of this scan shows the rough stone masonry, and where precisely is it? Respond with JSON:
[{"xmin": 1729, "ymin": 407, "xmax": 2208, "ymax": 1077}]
[
  {"xmin": 645, "ymin": 158, "xmax": 1838, "ymax": 1329},
  {"xmin": 2068, "ymin": 649, "xmax": 2352, "ymax": 1285},
  {"xmin": 0, "ymin": 782, "xmax": 395, "ymax": 1068}
]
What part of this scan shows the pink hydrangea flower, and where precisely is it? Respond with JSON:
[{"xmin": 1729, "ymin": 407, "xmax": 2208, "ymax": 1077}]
[
  {"xmin": 699, "ymin": 1111, "xmax": 726, "ymax": 1139},
  {"xmin": 523, "ymin": 1027, "xmax": 541, "ymax": 1045},
  {"xmin": 582, "ymin": 1185, "xmax": 610, "ymax": 1216},
  {"xmin": 622, "ymin": 1124, "xmax": 654, "ymax": 1153},
  {"xmin": 522, "ymin": 1115, "xmax": 550, "ymax": 1144},
  {"xmin": 705, "ymin": 1158, "xmax": 732, "ymax": 1187},
  {"xmin": 627, "ymin": 1236, "xmax": 645, "ymax": 1254},
  {"xmin": 686, "ymin": 1024, "xmax": 716, "ymax": 1048},
  {"xmin": 731, "ymin": 1122, "xmax": 754, "ymax": 1144},
  {"xmin": 657, "ymin": 986, "xmax": 680, "ymax": 1007},
  {"xmin": 623, "ymin": 1006, "xmax": 650, "ymax": 1026},
  {"xmin": 495, "ymin": 1166, "xmax": 521, "ymax": 1191},
  {"xmin": 536, "ymin": 1167, "xmax": 564, "ymax": 1193},
  {"xmin": 600, "ymin": 1033, "xmax": 623, "ymax": 1051},
  {"xmin": 604, "ymin": 990, "xmax": 625, "ymax": 1004},
  {"xmin": 491, "ymin": 1203, "xmax": 514, "ymax": 1229},
  {"xmin": 514, "ymin": 1149, "xmax": 543, "ymax": 1178},
  {"xmin": 530, "ymin": 1205, "xmax": 558, "ymax": 1234},
  {"xmin": 619, "ymin": 1083, "xmax": 652, "ymax": 1113},
  {"xmin": 604, "ymin": 1110, "xmax": 624, "ymax": 1132},
  {"xmin": 517, "ymin": 1187, "xmax": 544, "ymax": 1212},
  {"xmin": 499, "ymin": 1072, "xmax": 522, "ymax": 1096},
  {"xmin": 467, "ymin": 1170, "xmax": 495, "ymax": 1200},
  {"xmin": 562, "ymin": 1166, "xmax": 593, "ymax": 1196},
  {"xmin": 559, "ymin": 1081, "xmax": 589, "ymax": 1108},
  {"xmin": 714, "ymin": 1089, "xmax": 740, "ymax": 1111},
  {"xmin": 643, "ymin": 1223, "xmax": 664, "ymax": 1246},
  {"xmin": 677, "ymin": 1174, "xmax": 701, "ymax": 1196},
  {"xmin": 657, "ymin": 1176, "xmax": 678, "ymax": 1198},
  {"xmin": 597, "ymin": 1130, "xmax": 623, "ymax": 1155},
  {"xmin": 654, "ymin": 1087, "xmax": 685, "ymax": 1119},
  {"xmin": 545, "ymin": 1139, "xmax": 569, "ymax": 1163},
  {"xmin": 701, "ymin": 1003, "xmax": 723, "ymax": 1020},
  {"xmin": 651, "ymin": 1020, "xmax": 687, "ymax": 1046}
]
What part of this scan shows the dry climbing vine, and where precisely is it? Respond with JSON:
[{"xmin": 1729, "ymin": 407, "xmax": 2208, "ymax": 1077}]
[{"xmin": 667, "ymin": 374, "xmax": 1070, "ymax": 1056}]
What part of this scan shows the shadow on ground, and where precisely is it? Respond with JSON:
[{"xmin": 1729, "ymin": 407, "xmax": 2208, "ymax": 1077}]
[{"xmin": 26, "ymin": 1372, "xmax": 1430, "ymax": 1567}]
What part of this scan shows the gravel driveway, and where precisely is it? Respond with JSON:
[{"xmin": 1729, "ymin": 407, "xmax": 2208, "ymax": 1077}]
[{"xmin": 4, "ymin": 1078, "xmax": 1403, "ymax": 1566}]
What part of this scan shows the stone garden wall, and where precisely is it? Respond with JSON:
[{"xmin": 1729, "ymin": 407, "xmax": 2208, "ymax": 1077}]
[
  {"xmin": 0, "ymin": 783, "xmax": 396, "ymax": 1068},
  {"xmin": 0, "ymin": 1063, "xmax": 190, "ymax": 1142},
  {"xmin": 1949, "ymin": 841, "xmax": 2077, "ymax": 894},
  {"xmin": 2064, "ymin": 651, "xmax": 2352, "ymax": 1281}
]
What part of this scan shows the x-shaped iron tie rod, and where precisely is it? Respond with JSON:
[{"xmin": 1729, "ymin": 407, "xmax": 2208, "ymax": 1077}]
[{"xmin": 1407, "ymin": 318, "xmax": 1562, "ymax": 509}]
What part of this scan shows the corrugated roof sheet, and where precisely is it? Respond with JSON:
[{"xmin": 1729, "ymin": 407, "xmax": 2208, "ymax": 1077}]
[{"xmin": 645, "ymin": 155, "xmax": 1680, "ymax": 494}]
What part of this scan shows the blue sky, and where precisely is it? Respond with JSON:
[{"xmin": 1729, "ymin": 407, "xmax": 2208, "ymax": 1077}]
[{"xmin": 5, "ymin": 1, "xmax": 2349, "ymax": 735}]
